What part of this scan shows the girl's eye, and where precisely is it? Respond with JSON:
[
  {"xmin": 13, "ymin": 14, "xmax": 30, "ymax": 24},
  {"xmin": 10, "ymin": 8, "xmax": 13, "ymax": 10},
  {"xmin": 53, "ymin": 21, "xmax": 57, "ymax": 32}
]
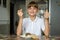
[{"xmin": 28, "ymin": 7, "xmax": 37, "ymax": 10}]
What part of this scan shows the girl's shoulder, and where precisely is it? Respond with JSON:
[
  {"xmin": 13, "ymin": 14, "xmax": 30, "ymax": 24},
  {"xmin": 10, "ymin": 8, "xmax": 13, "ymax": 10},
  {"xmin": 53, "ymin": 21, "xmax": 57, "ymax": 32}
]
[
  {"xmin": 23, "ymin": 17, "xmax": 29, "ymax": 20},
  {"xmin": 23, "ymin": 17, "xmax": 29, "ymax": 22},
  {"xmin": 37, "ymin": 16, "xmax": 44, "ymax": 21}
]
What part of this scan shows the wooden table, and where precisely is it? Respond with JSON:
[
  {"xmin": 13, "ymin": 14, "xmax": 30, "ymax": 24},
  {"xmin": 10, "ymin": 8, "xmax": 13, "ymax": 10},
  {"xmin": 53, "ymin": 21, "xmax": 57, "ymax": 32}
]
[{"xmin": 0, "ymin": 35, "xmax": 60, "ymax": 40}]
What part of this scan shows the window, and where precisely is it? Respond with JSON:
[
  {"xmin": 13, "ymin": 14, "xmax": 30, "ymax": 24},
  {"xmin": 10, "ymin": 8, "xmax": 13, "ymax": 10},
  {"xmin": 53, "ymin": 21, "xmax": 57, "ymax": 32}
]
[{"xmin": 0, "ymin": 0, "xmax": 1, "ymax": 5}]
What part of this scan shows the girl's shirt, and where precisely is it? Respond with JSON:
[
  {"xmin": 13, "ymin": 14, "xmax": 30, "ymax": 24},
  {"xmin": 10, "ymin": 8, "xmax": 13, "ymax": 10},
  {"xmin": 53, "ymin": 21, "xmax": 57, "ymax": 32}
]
[{"xmin": 22, "ymin": 16, "xmax": 45, "ymax": 37}]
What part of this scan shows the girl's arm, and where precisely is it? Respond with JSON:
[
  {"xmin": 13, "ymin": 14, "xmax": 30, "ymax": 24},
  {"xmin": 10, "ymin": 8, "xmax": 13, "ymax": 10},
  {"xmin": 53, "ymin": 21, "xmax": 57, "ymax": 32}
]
[
  {"xmin": 16, "ymin": 9, "xmax": 23, "ymax": 36},
  {"xmin": 44, "ymin": 9, "xmax": 50, "ymax": 38}
]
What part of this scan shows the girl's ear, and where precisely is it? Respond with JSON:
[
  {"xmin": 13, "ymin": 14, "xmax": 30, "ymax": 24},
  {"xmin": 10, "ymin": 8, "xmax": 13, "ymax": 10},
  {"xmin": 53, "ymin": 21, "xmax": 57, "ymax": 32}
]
[{"xmin": 37, "ymin": 9, "xmax": 39, "ymax": 12}]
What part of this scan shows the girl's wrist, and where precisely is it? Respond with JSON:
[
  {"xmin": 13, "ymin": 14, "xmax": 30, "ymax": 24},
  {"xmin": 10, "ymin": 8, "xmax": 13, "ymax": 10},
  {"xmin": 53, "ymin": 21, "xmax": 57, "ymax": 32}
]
[
  {"xmin": 45, "ymin": 35, "xmax": 49, "ymax": 39},
  {"xmin": 44, "ymin": 18, "xmax": 49, "ymax": 20},
  {"xmin": 19, "ymin": 16, "xmax": 23, "ymax": 19}
]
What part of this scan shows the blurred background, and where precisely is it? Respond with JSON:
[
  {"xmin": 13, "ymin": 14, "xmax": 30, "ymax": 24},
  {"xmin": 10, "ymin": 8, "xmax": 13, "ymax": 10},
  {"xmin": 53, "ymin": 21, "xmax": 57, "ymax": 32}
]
[{"xmin": 0, "ymin": 0, "xmax": 60, "ymax": 36}]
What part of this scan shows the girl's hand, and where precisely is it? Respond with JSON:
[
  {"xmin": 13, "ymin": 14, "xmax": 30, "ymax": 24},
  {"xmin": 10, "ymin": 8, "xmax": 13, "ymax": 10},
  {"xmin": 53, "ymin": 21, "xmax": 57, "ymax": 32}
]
[
  {"xmin": 17, "ymin": 9, "xmax": 23, "ymax": 17},
  {"xmin": 44, "ymin": 9, "xmax": 50, "ymax": 19}
]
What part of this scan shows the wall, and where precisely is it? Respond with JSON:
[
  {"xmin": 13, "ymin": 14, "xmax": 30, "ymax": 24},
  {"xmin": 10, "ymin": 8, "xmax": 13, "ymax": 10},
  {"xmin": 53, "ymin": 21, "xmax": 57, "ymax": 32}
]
[
  {"xmin": 50, "ymin": 0, "xmax": 60, "ymax": 36},
  {"xmin": 14, "ymin": 1, "xmax": 26, "ymax": 33},
  {"xmin": 0, "ymin": 7, "xmax": 9, "ymax": 24},
  {"xmin": 0, "ymin": 0, "xmax": 10, "ymax": 35}
]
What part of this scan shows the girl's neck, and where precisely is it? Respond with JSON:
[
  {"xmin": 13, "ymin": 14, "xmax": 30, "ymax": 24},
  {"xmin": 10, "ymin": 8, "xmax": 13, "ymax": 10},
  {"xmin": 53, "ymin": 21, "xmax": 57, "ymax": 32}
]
[{"xmin": 30, "ymin": 16, "xmax": 36, "ymax": 21}]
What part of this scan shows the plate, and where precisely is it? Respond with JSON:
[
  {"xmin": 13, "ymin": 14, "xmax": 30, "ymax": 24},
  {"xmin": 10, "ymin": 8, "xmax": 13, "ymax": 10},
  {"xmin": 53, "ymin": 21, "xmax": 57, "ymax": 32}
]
[{"xmin": 20, "ymin": 35, "xmax": 32, "ymax": 38}]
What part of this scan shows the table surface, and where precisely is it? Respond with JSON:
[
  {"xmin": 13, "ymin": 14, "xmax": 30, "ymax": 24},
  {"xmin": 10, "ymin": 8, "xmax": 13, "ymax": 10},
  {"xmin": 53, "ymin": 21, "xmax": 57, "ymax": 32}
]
[{"xmin": 0, "ymin": 35, "xmax": 60, "ymax": 40}]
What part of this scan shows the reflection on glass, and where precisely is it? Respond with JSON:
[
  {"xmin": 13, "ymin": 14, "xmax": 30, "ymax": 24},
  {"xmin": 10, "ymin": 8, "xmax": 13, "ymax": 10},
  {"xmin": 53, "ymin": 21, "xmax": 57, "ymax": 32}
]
[{"xmin": 3, "ymin": 0, "xmax": 6, "ymax": 8}]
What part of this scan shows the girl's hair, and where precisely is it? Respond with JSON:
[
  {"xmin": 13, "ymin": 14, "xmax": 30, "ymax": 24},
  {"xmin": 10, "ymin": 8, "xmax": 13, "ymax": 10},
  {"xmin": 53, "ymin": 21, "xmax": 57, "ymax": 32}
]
[{"xmin": 27, "ymin": 1, "xmax": 38, "ymax": 9}]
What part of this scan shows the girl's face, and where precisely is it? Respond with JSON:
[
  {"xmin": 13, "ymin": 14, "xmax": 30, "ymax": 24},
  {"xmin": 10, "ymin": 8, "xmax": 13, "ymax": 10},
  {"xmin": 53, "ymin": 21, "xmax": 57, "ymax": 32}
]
[{"xmin": 27, "ymin": 7, "xmax": 38, "ymax": 16}]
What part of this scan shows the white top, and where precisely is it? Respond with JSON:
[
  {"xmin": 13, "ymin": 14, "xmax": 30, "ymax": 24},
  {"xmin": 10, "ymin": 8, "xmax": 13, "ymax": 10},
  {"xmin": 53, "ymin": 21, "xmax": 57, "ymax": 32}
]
[{"xmin": 22, "ymin": 16, "xmax": 45, "ymax": 37}]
